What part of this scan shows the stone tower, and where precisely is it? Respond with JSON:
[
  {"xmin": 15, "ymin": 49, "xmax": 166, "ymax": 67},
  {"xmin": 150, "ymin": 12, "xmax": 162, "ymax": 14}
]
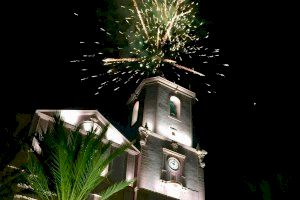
[{"xmin": 128, "ymin": 76, "xmax": 207, "ymax": 200}]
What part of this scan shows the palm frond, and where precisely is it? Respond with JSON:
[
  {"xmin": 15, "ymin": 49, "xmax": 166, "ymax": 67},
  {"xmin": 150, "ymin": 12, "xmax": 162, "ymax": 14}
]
[
  {"xmin": 24, "ymin": 153, "xmax": 52, "ymax": 200},
  {"xmin": 98, "ymin": 140, "xmax": 135, "ymax": 172},
  {"xmin": 99, "ymin": 179, "xmax": 135, "ymax": 200},
  {"xmin": 22, "ymin": 115, "xmax": 134, "ymax": 200}
]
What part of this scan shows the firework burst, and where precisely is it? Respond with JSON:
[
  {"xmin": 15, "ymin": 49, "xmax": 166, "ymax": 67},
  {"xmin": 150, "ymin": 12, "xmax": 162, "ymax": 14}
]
[{"xmin": 74, "ymin": 0, "xmax": 229, "ymax": 94}]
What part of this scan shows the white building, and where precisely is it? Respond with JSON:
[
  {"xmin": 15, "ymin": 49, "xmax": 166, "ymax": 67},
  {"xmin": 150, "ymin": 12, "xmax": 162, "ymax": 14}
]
[{"xmin": 30, "ymin": 76, "xmax": 207, "ymax": 200}]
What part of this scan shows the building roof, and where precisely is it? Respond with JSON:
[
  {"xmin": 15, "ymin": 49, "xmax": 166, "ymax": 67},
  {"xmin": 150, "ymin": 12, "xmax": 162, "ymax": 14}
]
[{"xmin": 35, "ymin": 109, "xmax": 140, "ymax": 154}]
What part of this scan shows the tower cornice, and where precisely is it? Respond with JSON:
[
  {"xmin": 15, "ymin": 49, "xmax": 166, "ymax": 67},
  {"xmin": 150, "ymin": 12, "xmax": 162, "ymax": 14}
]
[
  {"xmin": 127, "ymin": 76, "xmax": 196, "ymax": 104},
  {"xmin": 138, "ymin": 126, "xmax": 201, "ymax": 155}
]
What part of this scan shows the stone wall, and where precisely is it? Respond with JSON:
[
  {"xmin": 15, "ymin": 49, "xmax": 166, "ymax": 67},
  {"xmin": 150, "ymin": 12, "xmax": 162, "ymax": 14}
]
[{"xmin": 138, "ymin": 135, "xmax": 205, "ymax": 200}]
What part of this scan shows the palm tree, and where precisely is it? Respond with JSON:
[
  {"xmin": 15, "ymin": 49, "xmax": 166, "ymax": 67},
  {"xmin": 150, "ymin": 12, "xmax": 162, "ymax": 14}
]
[
  {"xmin": 0, "ymin": 113, "xmax": 33, "ymax": 200},
  {"xmin": 22, "ymin": 115, "xmax": 134, "ymax": 200}
]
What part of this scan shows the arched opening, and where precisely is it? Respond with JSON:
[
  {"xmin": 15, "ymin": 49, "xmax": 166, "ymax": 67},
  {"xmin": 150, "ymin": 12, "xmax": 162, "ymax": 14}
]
[
  {"xmin": 169, "ymin": 96, "xmax": 181, "ymax": 118},
  {"xmin": 131, "ymin": 101, "xmax": 139, "ymax": 126}
]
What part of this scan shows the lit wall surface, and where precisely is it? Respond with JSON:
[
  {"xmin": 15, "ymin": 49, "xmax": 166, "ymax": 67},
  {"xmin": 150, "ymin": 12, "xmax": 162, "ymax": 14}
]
[
  {"xmin": 141, "ymin": 80, "xmax": 194, "ymax": 147},
  {"xmin": 137, "ymin": 135, "xmax": 205, "ymax": 200}
]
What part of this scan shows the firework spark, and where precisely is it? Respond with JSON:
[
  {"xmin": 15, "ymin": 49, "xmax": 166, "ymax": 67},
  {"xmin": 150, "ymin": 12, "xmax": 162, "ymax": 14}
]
[
  {"xmin": 102, "ymin": 0, "xmax": 207, "ymax": 76},
  {"xmin": 77, "ymin": 0, "xmax": 229, "ymax": 94}
]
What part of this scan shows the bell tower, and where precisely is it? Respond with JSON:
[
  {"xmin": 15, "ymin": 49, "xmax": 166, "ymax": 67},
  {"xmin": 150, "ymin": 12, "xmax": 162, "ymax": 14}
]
[
  {"xmin": 128, "ymin": 76, "xmax": 207, "ymax": 200},
  {"xmin": 128, "ymin": 76, "xmax": 195, "ymax": 146}
]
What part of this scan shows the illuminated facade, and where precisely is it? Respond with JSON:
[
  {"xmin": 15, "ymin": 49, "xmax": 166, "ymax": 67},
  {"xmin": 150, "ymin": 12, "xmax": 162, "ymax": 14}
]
[
  {"xmin": 128, "ymin": 77, "xmax": 207, "ymax": 200},
  {"xmin": 29, "ymin": 76, "xmax": 207, "ymax": 200}
]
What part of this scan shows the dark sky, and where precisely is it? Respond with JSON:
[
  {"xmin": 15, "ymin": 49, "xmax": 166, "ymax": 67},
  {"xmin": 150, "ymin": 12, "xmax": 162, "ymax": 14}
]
[{"xmin": 1, "ymin": 1, "xmax": 296, "ymax": 199}]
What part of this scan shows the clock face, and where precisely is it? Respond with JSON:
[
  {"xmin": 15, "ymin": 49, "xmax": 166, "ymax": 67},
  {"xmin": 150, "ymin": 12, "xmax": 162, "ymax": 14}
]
[{"xmin": 168, "ymin": 157, "xmax": 180, "ymax": 170}]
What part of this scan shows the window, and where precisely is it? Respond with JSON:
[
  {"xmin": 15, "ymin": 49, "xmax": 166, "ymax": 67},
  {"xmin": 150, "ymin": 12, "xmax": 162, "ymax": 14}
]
[
  {"xmin": 169, "ymin": 96, "xmax": 181, "ymax": 118},
  {"xmin": 81, "ymin": 121, "xmax": 102, "ymax": 135},
  {"xmin": 131, "ymin": 101, "xmax": 139, "ymax": 126}
]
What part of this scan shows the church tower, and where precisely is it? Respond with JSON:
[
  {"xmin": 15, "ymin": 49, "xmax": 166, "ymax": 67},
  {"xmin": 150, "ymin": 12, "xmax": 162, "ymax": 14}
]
[{"xmin": 128, "ymin": 76, "xmax": 207, "ymax": 200}]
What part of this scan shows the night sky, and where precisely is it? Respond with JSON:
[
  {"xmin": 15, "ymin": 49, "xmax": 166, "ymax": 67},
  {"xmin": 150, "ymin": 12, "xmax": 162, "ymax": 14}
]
[{"xmin": 1, "ymin": 1, "xmax": 297, "ymax": 199}]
